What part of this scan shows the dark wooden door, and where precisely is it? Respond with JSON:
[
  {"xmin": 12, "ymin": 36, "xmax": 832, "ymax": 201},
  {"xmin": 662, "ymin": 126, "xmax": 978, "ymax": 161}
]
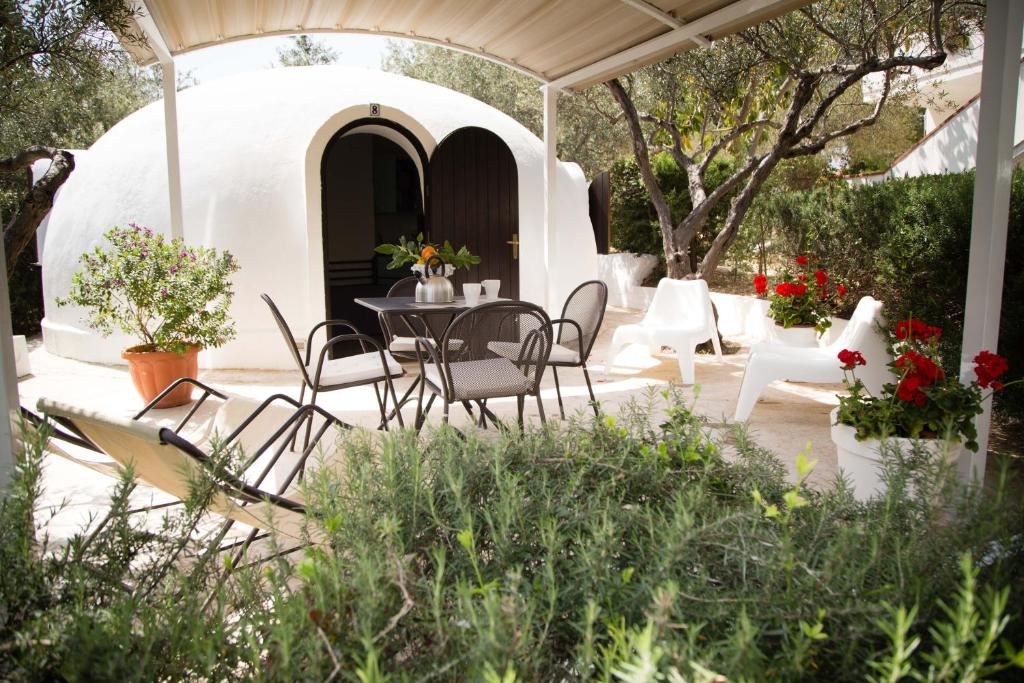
[
  {"xmin": 427, "ymin": 127, "xmax": 519, "ymax": 298},
  {"xmin": 588, "ymin": 170, "xmax": 611, "ymax": 254}
]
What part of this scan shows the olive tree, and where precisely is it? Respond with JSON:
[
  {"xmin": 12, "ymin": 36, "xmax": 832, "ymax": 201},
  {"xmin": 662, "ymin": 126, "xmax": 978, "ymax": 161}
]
[{"xmin": 606, "ymin": 0, "xmax": 981, "ymax": 280}]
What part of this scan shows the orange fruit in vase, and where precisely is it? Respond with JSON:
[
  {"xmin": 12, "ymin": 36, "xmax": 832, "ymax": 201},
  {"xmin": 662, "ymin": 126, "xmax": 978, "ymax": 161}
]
[{"xmin": 420, "ymin": 245, "xmax": 436, "ymax": 260}]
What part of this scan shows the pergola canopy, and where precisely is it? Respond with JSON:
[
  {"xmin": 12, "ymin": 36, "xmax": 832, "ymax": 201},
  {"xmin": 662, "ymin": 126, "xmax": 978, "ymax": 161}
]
[{"xmin": 122, "ymin": 0, "xmax": 808, "ymax": 90}]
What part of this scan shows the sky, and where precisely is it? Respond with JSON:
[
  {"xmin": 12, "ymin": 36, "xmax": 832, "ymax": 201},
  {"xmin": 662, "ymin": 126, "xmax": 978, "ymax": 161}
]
[{"xmin": 174, "ymin": 33, "xmax": 394, "ymax": 84}]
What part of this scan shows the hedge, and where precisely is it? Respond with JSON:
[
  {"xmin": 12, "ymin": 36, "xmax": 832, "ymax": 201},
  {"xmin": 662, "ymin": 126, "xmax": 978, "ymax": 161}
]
[
  {"xmin": 747, "ymin": 169, "xmax": 1024, "ymax": 418},
  {"xmin": 3, "ymin": 397, "xmax": 1023, "ymax": 680}
]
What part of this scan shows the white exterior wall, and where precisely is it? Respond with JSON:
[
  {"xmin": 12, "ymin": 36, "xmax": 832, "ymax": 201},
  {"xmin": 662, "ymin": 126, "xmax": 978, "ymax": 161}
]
[
  {"xmin": 851, "ymin": 63, "xmax": 1024, "ymax": 186},
  {"xmin": 40, "ymin": 66, "xmax": 598, "ymax": 369}
]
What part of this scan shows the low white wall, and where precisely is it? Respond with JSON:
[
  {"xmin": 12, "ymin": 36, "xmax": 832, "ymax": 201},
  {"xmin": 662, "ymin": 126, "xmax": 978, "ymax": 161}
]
[
  {"xmin": 598, "ymin": 254, "xmax": 849, "ymax": 346},
  {"xmin": 598, "ymin": 252, "xmax": 659, "ymax": 309}
]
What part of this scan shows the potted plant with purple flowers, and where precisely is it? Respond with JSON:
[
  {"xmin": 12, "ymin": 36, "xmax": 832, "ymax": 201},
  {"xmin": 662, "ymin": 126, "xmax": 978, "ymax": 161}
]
[{"xmin": 57, "ymin": 224, "xmax": 239, "ymax": 407}]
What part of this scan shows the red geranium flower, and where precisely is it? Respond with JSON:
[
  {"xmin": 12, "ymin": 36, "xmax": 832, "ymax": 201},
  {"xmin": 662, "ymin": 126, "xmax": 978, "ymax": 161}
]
[
  {"xmin": 895, "ymin": 318, "xmax": 941, "ymax": 342},
  {"xmin": 775, "ymin": 282, "xmax": 793, "ymax": 297},
  {"xmin": 974, "ymin": 350, "xmax": 1008, "ymax": 388},
  {"xmin": 814, "ymin": 269, "xmax": 827, "ymax": 286},
  {"xmin": 837, "ymin": 349, "xmax": 866, "ymax": 370},
  {"xmin": 837, "ymin": 284, "xmax": 847, "ymax": 297},
  {"xmin": 895, "ymin": 351, "xmax": 942, "ymax": 385},
  {"xmin": 753, "ymin": 273, "xmax": 768, "ymax": 295},
  {"xmin": 796, "ymin": 255, "xmax": 809, "ymax": 266},
  {"xmin": 793, "ymin": 283, "xmax": 807, "ymax": 296}
]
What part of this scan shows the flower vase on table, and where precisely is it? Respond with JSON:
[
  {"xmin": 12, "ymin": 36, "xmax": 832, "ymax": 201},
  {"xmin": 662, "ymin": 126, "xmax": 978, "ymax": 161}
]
[{"xmin": 375, "ymin": 233, "xmax": 481, "ymax": 304}]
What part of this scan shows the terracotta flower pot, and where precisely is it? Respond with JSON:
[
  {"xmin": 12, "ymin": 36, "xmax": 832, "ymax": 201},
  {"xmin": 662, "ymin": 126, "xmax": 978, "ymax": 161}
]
[
  {"xmin": 829, "ymin": 408, "xmax": 962, "ymax": 502},
  {"xmin": 768, "ymin": 321, "xmax": 819, "ymax": 347},
  {"xmin": 122, "ymin": 345, "xmax": 200, "ymax": 408}
]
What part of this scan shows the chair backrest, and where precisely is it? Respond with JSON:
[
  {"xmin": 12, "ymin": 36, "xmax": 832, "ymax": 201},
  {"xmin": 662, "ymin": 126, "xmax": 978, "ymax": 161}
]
[
  {"xmin": 380, "ymin": 276, "xmax": 429, "ymax": 343},
  {"xmin": 558, "ymin": 280, "xmax": 608, "ymax": 361},
  {"xmin": 441, "ymin": 301, "xmax": 552, "ymax": 399},
  {"xmin": 261, "ymin": 293, "xmax": 311, "ymax": 385},
  {"xmin": 827, "ymin": 296, "xmax": 891, "ymax": 394},
  {"xmin": 37, "ymin": 398, "xmax": 310, "ymax": 539},
  {"xmin": 643, "ymin": 278, "xmax": 715, "ymax": 332}
]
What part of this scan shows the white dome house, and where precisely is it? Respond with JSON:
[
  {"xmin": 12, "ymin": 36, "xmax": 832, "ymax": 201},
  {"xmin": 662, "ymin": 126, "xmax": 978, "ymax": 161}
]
[{"xmin": 40, "ymin": 66, "xmax": 599, "ymax": 369}]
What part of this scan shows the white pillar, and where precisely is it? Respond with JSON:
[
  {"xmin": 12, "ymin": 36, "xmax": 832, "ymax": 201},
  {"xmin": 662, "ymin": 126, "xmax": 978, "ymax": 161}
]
[
  {"xmin": 542, "ymin": 85, "xmax": 558, "ymax": 308},
  {"xmin": 161, "ymin": 57, "xmax": 185, "ymax": 239},
  {"xmin": 958, "ymin": 0, "xmax": 1024, "ymax": 482},
  {"xmin": 0, "ymin": 228, "xmax": 21, "ymax": 492}
]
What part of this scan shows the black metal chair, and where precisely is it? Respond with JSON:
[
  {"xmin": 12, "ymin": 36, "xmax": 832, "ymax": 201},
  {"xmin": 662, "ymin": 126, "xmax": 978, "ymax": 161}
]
[
  {"xmin": 414, "ymin": 300, "xmax": 552, "ymax": 429},
  {"xmin": 261, "ymin": 293, "xmax": 404, "ymax": 436},
  {"xmin": 547, "ymin": 280, "xmax": 608, "ymax": 418}
]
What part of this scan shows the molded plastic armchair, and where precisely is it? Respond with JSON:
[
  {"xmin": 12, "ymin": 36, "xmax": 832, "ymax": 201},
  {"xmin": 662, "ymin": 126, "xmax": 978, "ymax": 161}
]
[
  {"xmin": 262, "ymin": 293, "xmax": 404, "ymax": 432},
  {"xmin": 414, "ymin": 301, "xmax": 552, "ymax": 429},
  {"xmin": 734, "ymin": 296, "xmax": 890, "ymax": 422},
  {"xmin": 607, "ymin": 278, "xmax": 722, "ymax": 384}
]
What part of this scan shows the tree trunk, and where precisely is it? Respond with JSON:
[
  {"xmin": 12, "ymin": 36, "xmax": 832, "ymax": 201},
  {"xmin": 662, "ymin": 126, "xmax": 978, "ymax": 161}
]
[
  {"xmin": 699, "ymin": 153, "xmax": 781, "ymax": 279},
  {"xmin": 606, "ymin": 79, "xmax": 691, "ymax": 279},
  {"xmin": 0, "ymin": 147, "xmax": 75, "ymax": 277}
]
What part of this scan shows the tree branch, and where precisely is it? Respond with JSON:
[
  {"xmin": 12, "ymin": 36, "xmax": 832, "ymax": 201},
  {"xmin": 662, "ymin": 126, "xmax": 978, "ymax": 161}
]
[{"xmin": 1, "ymin": 147, "xmax": 75, "ymax": 276}]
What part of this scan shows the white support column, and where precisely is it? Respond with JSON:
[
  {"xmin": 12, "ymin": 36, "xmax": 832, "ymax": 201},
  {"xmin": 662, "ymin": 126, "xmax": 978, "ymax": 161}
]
[
  {"xmin": 542, "ymin": 85, "xmax": 558, "ymax": 308},
  {"xmin": 161, "ymin": 57, "xmax": 184, "ymax": 239},
  {"xmin": 958, "ymin": 0, "xmax": 1024, "ymax": 482},
  {"xmin": 134, "ymin": 1, "xmax": 184, "ymax": 239},
  {"xmin": 0, "ymin": 226, "xmax": 21, "ymax": 492}
]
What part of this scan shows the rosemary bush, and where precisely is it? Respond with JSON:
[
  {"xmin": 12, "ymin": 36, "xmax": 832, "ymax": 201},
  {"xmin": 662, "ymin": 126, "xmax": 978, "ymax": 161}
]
[{"xmin": 2, "ymin": 393, "xmax": 1022, "ymax": 680}]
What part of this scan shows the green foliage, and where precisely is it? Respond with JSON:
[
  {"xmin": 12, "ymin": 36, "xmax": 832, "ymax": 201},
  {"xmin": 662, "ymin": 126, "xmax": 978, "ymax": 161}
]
[
  {"xmin": 56, "ymin": 224, "xmax": 240, "ymax": 353},
  {"xmin": 275, "ymin": 35, "xmax": 339, "ymax": 67},
  {"xmin": 375, "ymin": 232, "xmax": 481, "ymax": 271},
  {"xmin": 3, "ymin": 393, "xmax": 1023, "ymax": 679},
  {"xmin": 1, "ymin": 0, "xmax": 168, "ymax": 337},
  {"xmin": 748, "ymin": 169, "xmax": 1024, "ymax": 417},
  {"xmin": 610, "ymin": 154, "xmax": 737, "ymax": 264}
]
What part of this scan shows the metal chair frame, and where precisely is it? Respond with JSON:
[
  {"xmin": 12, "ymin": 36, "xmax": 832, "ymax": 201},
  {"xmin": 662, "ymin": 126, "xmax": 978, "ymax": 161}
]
[
  {"xmin": 547, "ymin": 280, "xmax": 608, "ymax": 419},
  {"xmin": 34, "ymin": 378, "xmax": 348, "ymax": 582},
  {"xmin": 261, "ymin": 293, "xmax": 404, "ymax": 441},
  {"xmin": 413, "ymin": 300, "xmax": 552, "ymax": 430}
]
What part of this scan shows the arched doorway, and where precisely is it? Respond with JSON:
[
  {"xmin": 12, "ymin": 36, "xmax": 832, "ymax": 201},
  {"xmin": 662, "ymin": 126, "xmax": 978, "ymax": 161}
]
[
  {"xmin": 321, "ymin": 119, "xmax": 427, "ymax": 353},
  {"xmin": 428, "ymin": 127, "xmax": 519, "ymax": 297}
]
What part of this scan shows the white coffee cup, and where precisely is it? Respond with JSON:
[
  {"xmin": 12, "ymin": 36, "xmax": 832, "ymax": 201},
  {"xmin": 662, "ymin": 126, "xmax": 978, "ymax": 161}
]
[
  {"xmin": 463, "ymin": 283, "xmax": 482, "ymax": 306},
  {"xmin": 482, "ymin": 279, "xmax": 500, "ymax": 299}
]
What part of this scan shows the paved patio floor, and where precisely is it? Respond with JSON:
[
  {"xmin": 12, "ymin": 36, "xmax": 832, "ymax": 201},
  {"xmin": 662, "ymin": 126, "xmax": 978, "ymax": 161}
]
[{"xmin": 19, "ymin": 306, "xmax": 850, "ymax": 547}]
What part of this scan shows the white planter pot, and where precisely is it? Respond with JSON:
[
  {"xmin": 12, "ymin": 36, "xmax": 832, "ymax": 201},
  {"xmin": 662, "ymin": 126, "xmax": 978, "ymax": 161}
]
[
  {"xmin": 829, "ymin": 408, "xmax": 962, "ymax": 501},
  {"xmin": 767, "ymin": 322, "xmax": 819, "ymax": 347}
]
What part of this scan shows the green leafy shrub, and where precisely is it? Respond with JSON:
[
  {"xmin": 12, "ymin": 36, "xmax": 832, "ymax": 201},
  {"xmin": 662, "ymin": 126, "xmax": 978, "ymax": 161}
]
[
  {"xmin": 2, "ymin": 395, "xmax": 1022, "ymax": 680},
  {"xmin": 56, "ymin": 224, "xmax": 240, "ymax": 354},
  {"xmin": 746, "ymin": 170, "xmax": 1024, "ymax": 418},
  {"xmin": 610, "ymin": 155, "xmax": 737, "ymax": 274}
]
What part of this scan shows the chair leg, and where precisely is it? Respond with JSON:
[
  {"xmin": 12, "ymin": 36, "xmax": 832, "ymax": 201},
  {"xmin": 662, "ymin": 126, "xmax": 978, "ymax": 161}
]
[
  {"xmin": 442, "ymin": 400, "xmax": 450, "ymax": 424},
  {"xmin": 289, "ymin": 383, "xmax": 308, "ymax": 451},
  {"xmin": 552, "ymin": 366, "xmax": 565, "ymax": 420},
  {"xmin": 301, "ymin": 386, "xmax": 319, "ymax": 451},
  {"xmin": 372, "ymin": 382, "xmax": 388, "ymax": 431},
  {"xmin": 734, "ymin": 358, "xmax": 775, "ymax": 422},
  {"xmin": 386, "ymin": 374, "xmax": 404, "ymax": 428},
  {"xmin": 535, "ymin": 393, "xmax": 546, "ymax": 425},
  {"xmin": 582, "ymin": 364, "xmax": 599, "ymax": 416},
  {"xmin": 517, "ymin": 395, "xmax": 525, "ymax": 428}
]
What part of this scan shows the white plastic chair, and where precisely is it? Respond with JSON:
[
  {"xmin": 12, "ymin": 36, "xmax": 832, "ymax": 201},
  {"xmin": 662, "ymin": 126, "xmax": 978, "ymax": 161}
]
[
  {"xmin": 733, "ymin": 296, "xmax": 890, "ymax": 422},
  {"xmin": 607, "ymin": 278, "xmax": 722, "ymax": 384}
]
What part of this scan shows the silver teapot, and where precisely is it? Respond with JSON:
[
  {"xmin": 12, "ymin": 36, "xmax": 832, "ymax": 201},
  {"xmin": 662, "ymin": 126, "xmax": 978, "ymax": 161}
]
[{"xmin": 415, "ymin": 255, "xmax": 455, "ymax": 303}]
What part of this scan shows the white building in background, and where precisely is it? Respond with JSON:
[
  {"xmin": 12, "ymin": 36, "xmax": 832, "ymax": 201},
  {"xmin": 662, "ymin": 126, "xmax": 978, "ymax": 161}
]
[
  {"xmin": 39, "ymin": 66, "xmax": 598, "ymax": 369},
  {"xmin": 850, "ymin": 34, "xmax": 1024, "ymax": 185}
]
